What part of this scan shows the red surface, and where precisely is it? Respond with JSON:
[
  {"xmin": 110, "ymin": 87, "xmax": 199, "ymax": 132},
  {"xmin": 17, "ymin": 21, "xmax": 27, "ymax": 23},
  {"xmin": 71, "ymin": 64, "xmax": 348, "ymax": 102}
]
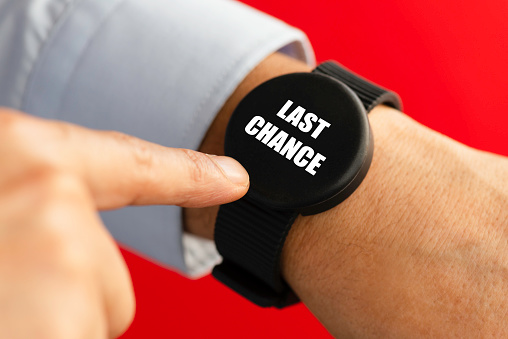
[{"xmin": 120, "ymin": 0, "xmax": 508, "ymax": 338}]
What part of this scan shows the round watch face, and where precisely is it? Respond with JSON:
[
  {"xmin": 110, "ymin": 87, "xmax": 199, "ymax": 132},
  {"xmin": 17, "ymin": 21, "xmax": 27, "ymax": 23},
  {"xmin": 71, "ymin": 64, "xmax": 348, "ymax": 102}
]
[{"xmin": 225, "ymin": 72, "xmax": 372, "ymax": 215}]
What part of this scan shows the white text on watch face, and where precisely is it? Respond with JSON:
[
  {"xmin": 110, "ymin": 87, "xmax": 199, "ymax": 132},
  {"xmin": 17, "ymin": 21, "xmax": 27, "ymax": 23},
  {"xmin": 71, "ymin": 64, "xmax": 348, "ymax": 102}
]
[{"xmin": 244, "ymin": 100, "xmax": 328, "ymax": 176}]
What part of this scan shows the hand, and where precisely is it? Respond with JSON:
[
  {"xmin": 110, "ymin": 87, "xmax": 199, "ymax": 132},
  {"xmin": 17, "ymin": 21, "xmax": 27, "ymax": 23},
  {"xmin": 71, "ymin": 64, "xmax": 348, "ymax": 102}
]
[{"xmin": 0, "ymin": 109, "xmax": 248, "ymax": 338}]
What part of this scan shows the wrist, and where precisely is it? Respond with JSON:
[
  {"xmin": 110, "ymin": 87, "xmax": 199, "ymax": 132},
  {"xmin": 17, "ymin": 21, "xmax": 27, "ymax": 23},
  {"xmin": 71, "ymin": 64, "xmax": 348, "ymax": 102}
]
[
  {"xmin": 183, "ymin": 53, "xmax": 312, "ymax": 239},
  {"xmin": 279, "ymin": 105, "xmax": 394, "ymax": 290},
  {"xmin": 196, "ymin": 53, "xmax": 312, "ymax": 157}
]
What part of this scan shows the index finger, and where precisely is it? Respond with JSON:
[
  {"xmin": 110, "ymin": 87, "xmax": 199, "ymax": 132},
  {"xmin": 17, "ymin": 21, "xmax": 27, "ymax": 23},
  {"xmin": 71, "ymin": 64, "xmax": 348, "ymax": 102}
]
[{"xmin": 1, "ymin": 110, "xmax": 249, "ymax": 210}]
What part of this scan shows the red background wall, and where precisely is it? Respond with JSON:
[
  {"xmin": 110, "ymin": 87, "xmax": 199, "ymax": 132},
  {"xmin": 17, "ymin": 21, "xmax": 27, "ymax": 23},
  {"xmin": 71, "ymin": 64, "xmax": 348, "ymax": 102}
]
[{"xmin": 120, "ymin": 0, "xmax": 508, "ymax": 337}]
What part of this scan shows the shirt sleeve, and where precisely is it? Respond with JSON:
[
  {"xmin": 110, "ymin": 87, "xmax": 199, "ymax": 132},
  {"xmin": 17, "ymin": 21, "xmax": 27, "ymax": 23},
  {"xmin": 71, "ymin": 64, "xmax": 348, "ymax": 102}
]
[{"xmin": 0, "ymin": 0, "xmax": 315, "ymax": 276}]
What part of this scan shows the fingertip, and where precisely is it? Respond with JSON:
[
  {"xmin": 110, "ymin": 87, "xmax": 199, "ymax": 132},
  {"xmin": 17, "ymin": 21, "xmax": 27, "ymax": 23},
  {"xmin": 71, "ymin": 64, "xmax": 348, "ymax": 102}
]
[{"xmin": 209, "ymin": 155, "xmax": 249, "ymax": 188}]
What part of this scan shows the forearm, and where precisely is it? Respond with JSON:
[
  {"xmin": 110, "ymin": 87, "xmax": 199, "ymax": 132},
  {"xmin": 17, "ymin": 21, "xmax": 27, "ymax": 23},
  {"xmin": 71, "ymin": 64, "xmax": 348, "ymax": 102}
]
[{"xmin": 185, "ymin": 52, "xmax": 508, "ymax": 337}]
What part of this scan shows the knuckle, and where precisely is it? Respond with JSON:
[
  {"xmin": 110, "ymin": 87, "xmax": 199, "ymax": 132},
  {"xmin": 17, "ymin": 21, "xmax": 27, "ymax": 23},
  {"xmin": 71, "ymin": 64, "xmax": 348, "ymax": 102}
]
[
  {"xmin": 0, "ymin": 169, "xmax": 87, "ymax": 221},
  {"xmin": 130, "ymin": 137, "xmax": 154, "ymax": 171},
  {"xmin": 0, "ymin": 109, "xmax": 64, "ymax": 168},
  {"xmin": 34, "ymin": 170, "xmax": 87, "ymax": 204},
  {"xmin": 181, "ymin": 149, "xmax": 209, "ymax": 184},
  {"xmin": 112, "ymin": 293, "xmax": 136, "ymax": 338},
  {"xmin": 0, "ymin": 107, "xmax": 20, "ymax": 124},
  {"xmin": 106, "ymin": 130, "xmax": 131, "ymax": 144},
  {"xmin": 33, "ymin": 229, "xmax": 93, "ymax": 291},
  {"xmin": 37, "ymin": 285, "xmax": 103, "ymax": 339},
  {"xmin": 126, "ymin": 294, "xmax": 136, "ymax": 327},
  {"xmin": 108, "ymin": 130, "xmax": 155, "ymax": 177},
  {"xmin": 28, "ymin": 172, "xmax": 90, "ymax": 248},
  {"xmin": 0, "ymin": 109, "xmax": 27, "ymax": 145}
]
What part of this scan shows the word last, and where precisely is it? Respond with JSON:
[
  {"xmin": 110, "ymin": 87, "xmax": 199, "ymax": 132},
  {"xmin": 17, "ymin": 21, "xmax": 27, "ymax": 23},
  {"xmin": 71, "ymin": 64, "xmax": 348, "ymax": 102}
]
[
  {"xmin": 276, "ymin": 100, "xmax": 331, "ymax": 139},
  {"xmin": 244, "ymin": 100, "xmax": 330, "ymax": 176}
]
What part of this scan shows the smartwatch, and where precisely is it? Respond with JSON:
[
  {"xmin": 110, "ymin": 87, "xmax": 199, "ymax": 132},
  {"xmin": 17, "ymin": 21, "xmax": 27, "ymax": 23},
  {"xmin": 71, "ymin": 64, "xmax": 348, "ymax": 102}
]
[{"xmin": 212, "ymin": 61, "xmax": 401, "ymax": 308}]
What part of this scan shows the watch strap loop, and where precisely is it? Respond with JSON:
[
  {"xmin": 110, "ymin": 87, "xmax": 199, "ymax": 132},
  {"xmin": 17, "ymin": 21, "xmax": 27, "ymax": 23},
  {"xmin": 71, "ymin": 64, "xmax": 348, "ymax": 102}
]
[{"xmin": 313, "ymin": 61, "xmax": 402, "ymax": 112}]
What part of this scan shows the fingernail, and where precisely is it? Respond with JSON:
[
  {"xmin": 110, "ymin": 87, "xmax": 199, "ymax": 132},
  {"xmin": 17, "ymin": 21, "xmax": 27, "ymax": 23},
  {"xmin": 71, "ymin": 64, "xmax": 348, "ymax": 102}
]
[{"xmin": 210, "ymin": 155, "xmax": 249, "ymax": 186}]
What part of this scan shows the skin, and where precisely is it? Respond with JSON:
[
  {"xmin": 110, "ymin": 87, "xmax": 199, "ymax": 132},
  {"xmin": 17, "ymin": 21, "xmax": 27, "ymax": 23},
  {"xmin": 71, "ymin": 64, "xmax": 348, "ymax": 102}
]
[
  {"xmin": 186, "ymin": 53, "xmax": 508, "ymax": 337},
  {"xmin": 0, "ymin": 110, "xmax": 249, "ymax": 338},
  {"xmin": 285, "ymin": 106, "xmax": 508, "ymax": 337},
  {"xmin": 1, "ymin": 51, "xmax": 507, "ymax": 337}
]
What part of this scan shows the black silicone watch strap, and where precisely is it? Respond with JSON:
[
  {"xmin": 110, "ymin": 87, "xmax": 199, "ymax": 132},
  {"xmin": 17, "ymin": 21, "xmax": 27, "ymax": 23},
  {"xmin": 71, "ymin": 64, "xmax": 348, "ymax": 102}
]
[
  {"xmin": 313, "ymin": 61, "xmax": 402, "ymax": 113},
  {"xmin": 212, "ymin": 198, "xmax": 298, "ymax": 308}
]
